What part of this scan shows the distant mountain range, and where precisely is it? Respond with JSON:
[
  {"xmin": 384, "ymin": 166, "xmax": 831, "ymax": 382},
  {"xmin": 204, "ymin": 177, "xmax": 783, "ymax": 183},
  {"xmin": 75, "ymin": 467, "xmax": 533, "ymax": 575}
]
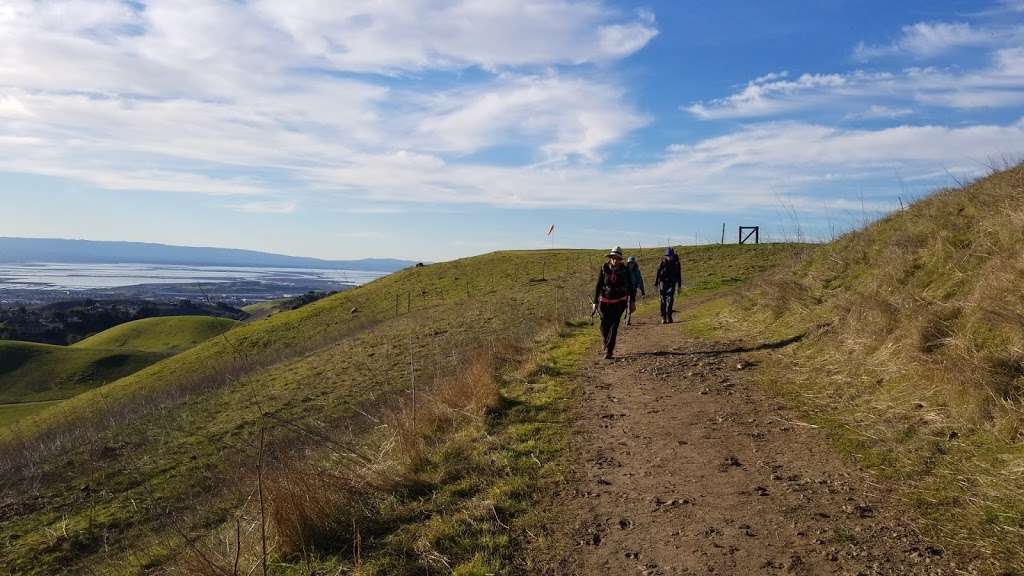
[{"xmin": 0, "ymin": 237, "xmax": 415, "ymax": 272}]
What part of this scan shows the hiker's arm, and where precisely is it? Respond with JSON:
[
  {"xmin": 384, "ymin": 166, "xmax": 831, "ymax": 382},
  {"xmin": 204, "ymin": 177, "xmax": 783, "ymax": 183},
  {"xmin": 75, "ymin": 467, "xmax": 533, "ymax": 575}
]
[{"xmin": 593, "ymin": 269, "xmax": 604, "ymax": 306}]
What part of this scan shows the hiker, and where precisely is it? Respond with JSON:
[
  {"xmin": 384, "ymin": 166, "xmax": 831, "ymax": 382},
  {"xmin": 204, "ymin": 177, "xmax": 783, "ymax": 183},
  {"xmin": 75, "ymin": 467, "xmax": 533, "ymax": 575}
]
[
  {"xmin": 655, "ymin": 247, "xmax": 683, "ymax": 324},
  {"xmin": 625, "ymin": 255, "xmax": 645, "ymax": 325},
  {"xmin": 592, "ymin": 246, "xmax": 637, "ymax": 359}
]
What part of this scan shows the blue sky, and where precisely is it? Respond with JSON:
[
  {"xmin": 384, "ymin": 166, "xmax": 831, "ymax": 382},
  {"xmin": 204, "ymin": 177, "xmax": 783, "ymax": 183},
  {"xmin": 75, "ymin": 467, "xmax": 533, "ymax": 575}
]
[{"xmin": 2, "ymin": 0, "xmax": 1024, "ymax": 261}]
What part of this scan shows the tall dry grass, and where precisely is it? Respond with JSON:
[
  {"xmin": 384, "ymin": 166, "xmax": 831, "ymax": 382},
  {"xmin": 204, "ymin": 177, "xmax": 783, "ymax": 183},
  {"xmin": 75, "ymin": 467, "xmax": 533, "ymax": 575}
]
[
  {"xmin": 741, "ymin": 163, "xmax": 1024, "ymax": 571},
  {"xmin": 169, "ymin": 329, "xmax": 550, "ymax": 574}
]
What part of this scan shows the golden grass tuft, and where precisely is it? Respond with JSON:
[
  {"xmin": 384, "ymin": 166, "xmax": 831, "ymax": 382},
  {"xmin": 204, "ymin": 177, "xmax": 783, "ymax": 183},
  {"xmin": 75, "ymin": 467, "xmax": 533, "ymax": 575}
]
[{"xmin": 732, "ymin": 163, "xmax": 1024, "ymax": 572}]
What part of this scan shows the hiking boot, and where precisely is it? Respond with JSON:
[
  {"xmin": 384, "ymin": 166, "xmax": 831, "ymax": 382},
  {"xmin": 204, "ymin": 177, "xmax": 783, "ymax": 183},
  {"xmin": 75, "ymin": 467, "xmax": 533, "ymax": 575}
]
[{"xmin": 604, "ymin": 351, "xmax": 614, "ymax": 359}]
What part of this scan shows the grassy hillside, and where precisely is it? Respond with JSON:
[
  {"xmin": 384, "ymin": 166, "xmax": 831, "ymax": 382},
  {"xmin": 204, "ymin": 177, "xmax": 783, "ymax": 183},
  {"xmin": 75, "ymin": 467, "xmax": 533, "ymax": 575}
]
[
  {"xmin": 0, "ymin": 400, "xmax": 61, "ymax": 428},
  {"xmin": 0, "ymin": 244, "xmax": 799, "ymax": 575},
  {"xmin": 73, "ymin": 316, "xmax": 239, "ymax": 353},
  {"xmin": 0, "ymin": 340, "xmax": 164, "ymax": 404},
  {"xmin": 682, "ymin": 164, "xmax": 1024, "ymax": 572}
]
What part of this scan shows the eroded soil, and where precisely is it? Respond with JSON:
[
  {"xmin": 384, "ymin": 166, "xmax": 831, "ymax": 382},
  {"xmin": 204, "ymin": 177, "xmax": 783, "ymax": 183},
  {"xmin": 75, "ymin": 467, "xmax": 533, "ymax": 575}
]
[{"xmin": 556, "ymin": 311, "xmax": 961, "ymax": 575}]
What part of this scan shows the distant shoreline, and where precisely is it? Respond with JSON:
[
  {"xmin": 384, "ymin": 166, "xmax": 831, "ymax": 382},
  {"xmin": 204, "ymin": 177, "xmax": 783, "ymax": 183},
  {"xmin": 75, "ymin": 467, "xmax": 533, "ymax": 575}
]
[{"xmin": 0, "ymin": 262, "xmax": 387, "ymax": 306}]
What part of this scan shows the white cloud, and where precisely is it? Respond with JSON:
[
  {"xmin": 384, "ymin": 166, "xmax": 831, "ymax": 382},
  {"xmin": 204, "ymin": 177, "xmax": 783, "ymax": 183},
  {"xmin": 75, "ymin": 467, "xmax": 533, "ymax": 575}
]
[
  {"xmin": 417, "ymin": 75, "xmax": 648, "ymax": 160},
  {"xmin": 845, "ymin": 105, "xmax": 914, "ymax": 120},
  {"xmin": 0, "ymin": 0, "xmax": 652, "ymax": 197},
  {"xmin": 686, "ymin": 73, "xmax": 854, "ymax": 120},
  {"xmin": 234, "ymin": 201, "xmax": 298, "ymax": 214},
  {"xmin": 854, "ymin": 22, "xmax": 995, "ymax": 60},
  {"xmin": 299, "ymin": 119, "xmax": 1024, "ymax": 210},
  {"xmin": 251, "ymin": 0, "xmax": 657, "ymax": 72},
  {"xmin": 0, "ymin": 94, "xmax": 33, "ymax": 118},
  {"xmin": 685, "ymin": 43, "xmax": 1024, "ymax": 120}
]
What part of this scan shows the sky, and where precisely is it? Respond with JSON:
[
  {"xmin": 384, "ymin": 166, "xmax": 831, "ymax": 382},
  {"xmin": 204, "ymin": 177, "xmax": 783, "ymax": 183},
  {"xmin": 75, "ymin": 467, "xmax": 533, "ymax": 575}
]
[{"xmin": 2, "ymin": 0, "xmax": 1024, "ymax": 261}]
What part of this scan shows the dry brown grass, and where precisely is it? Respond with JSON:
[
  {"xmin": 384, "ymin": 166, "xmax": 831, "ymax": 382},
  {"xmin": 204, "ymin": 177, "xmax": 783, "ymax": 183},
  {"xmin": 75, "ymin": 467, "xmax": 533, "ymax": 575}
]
[
  {"xmin": 733, "ymin": 164, "xmax": 1024, "ymax": 572},
  {"xmin": 387, "ymin": 348, "xmax": 504, "ymax": 468},
  {"xmin": 169, "ymin": 339, "xmax": 514, "ymax": 575}
]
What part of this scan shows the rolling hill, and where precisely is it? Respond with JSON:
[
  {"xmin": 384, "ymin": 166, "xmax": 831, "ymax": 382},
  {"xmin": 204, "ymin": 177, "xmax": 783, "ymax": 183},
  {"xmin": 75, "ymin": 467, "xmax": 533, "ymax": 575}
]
[
  {"xmin": 73, "ymin": 316, "xmax": 239, "ymax": 354},
  {"xmin": 0, "ymin": 316, "xmax": 242, "ymax": 430},
  {"xmin": 0, "ymin": 340, "xmax": 164, "ymax": 405}
]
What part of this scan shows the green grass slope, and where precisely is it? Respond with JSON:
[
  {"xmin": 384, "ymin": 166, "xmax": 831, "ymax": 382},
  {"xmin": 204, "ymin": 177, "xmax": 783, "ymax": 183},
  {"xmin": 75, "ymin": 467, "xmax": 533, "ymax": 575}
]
[
  {"xmin": 73, "ymin": 315, "xmax": 239, "ymax": 354},
  {"xmin": 0, "ymin": 340, "xmax": 164, "ymax": 404},
  {"xmin": 0, "ymin": 244, "xmax": 800, "ymax": 575},
  {"xmin": 684, "ymin": 164, "xmax": 1024, "ymax": 572},
  {"xmin": 0, "ymin": 400, "xmax": 61, "ymax": 428}
]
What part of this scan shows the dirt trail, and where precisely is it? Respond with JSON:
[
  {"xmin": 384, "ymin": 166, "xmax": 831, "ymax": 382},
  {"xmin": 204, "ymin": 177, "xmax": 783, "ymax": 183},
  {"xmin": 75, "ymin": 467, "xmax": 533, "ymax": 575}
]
[{"xmin": 557, "ymin": 308, "xmax": 961, "ymax": 576}]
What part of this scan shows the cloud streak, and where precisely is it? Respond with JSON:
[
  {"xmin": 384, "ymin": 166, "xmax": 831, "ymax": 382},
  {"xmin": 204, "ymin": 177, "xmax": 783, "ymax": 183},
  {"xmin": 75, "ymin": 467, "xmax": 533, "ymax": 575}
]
[
  {"xmin": 853, "ymin": 21, "xmax": 997, "ymax": 60},
  {"xmin": 684, "ymin": 46, "xmax": 1024, "ymax": 120}
]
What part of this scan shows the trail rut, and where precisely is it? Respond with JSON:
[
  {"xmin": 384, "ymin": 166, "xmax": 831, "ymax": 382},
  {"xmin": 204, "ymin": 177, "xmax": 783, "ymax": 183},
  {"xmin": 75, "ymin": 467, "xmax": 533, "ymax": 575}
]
[{"xmin": 556, "ymin": 309, "xmax": 961, "ymax": 575}]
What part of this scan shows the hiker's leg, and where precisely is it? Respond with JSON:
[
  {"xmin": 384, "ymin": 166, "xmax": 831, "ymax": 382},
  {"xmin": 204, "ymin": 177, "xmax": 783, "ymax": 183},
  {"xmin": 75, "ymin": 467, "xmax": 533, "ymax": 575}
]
[
  {"xmin": 666, "ymin": 290, "xmax": 676, "ymax": 323},
  {"xmin": 604, "ymin": 303, "xmax": 626, "ymax": 355},
  {"xmin": 598, "ymin": 307, "xmax": 606, "ymax": 348},
  {"xmin": 599, "ymin": 303, "xmax": 614, "ymax": 350}
]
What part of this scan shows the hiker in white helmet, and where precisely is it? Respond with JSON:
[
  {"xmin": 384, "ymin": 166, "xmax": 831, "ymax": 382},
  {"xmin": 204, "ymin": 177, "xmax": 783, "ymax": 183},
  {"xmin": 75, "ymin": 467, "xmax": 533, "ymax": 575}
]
[{"xmin": 592, "ymin": 246, "xmax": 637, "ymax": 359}]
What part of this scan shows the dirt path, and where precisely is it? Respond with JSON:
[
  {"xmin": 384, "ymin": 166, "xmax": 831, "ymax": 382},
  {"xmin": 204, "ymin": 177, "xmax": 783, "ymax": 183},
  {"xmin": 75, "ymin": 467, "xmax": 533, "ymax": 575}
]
[{"xmin": 557, "ymin": 308, "xmax": 961, "ymax": 575}]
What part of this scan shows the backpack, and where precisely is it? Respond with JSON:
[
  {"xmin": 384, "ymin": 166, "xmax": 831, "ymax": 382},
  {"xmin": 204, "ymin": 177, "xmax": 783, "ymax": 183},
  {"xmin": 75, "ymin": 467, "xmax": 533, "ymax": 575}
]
[{"xmin": 601, "ymin": 264, "xmax": 630, "ymax": 301}]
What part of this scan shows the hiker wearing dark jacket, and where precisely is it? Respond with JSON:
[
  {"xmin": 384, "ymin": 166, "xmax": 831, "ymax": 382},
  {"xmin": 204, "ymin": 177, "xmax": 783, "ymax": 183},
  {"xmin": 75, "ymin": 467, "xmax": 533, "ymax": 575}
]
[
  {"xmin": 592, "ymin": 246, "xmax": 636, "ymax": 359},
  {"xmin": 625, "ymin": 255, "xmax": 645, "ymax": 325},
  {"xmin": 655, "ymin": 247, "xmax": 683, "ymax": 324}
]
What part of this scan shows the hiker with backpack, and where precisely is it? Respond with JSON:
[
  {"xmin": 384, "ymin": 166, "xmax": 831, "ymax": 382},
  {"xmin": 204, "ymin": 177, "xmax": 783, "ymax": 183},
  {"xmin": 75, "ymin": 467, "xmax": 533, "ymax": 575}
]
[
  {"xmin": 592, "ymin": 246, "xmax": 637, "ymax": 359},
  {"xmin": 655, "ymin": 247, "xmax": 683, "ymax": 324},
  {"xmin": 625, "ymin": 255, "xmax": 645, "ymax": 325}
]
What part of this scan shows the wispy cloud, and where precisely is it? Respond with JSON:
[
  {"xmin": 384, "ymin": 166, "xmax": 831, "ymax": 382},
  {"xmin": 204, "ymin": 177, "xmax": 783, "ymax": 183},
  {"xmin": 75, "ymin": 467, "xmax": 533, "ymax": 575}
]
[
  {"xmin": 684, "ymin": 44, "xmax": 1024, "ymax": 120},
  {"xmin": 253, "ymin": 0, "xmax": 658, "ymax": 73},
  {"xmin": 844, "ymin": 105, "xmax": 914, "ymax": 120},
  {"xmin": 417, "ymin": 74, "xmax": 649, "ymax": 161},
  {"xmin": 853, "ymin": 22, "xmax": 996, "ymax": 60},
  {"xmin": 299, "ymin": 119, "xmax": 1024, "ymax": 210},
  {"xmin": 233, "ymin": 200, "xmax": 298, "ymax": 214}
]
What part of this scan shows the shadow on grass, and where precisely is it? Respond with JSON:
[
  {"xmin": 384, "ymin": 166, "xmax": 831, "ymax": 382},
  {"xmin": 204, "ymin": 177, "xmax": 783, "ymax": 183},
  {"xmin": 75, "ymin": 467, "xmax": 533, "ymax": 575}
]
[{"xmin": 632, "ymin": 333, "xmax": 806, "ymax": 358}]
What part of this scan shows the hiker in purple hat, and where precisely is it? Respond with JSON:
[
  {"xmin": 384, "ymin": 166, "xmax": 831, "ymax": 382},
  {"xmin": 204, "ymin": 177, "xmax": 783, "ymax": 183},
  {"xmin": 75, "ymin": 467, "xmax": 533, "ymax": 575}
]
[{"xmin": 655, "ymin": 247, "xmax": 682, "ymax": 323}]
